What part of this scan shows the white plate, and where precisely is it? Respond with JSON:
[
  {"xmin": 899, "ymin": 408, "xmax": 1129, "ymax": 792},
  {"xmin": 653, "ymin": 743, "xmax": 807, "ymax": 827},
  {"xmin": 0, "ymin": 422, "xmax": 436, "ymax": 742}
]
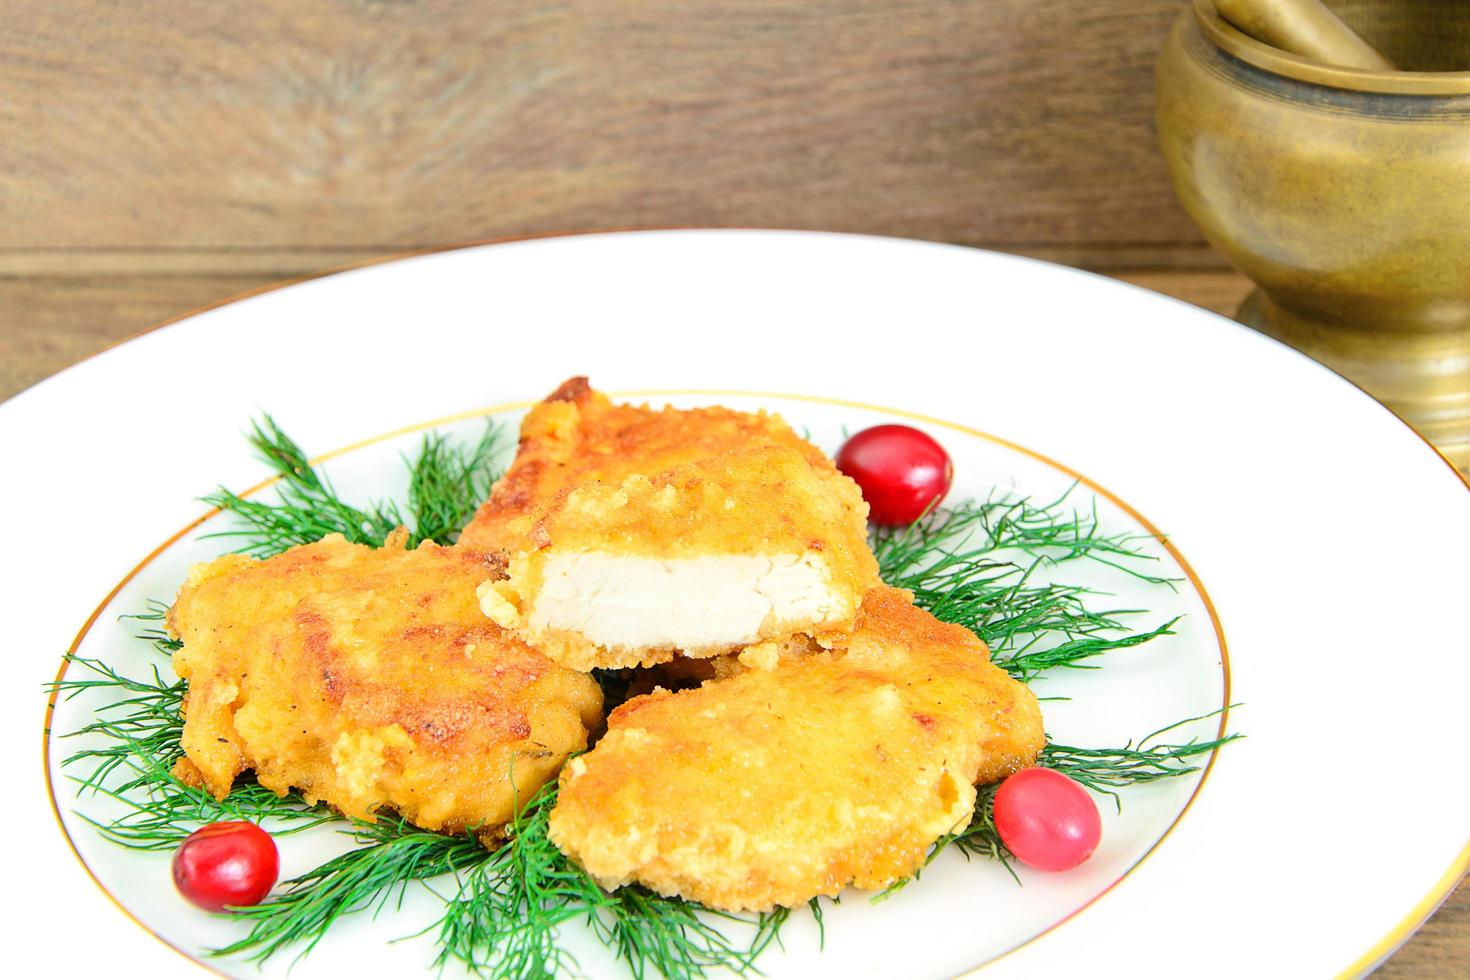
[{"xmin": 6, "ymin": 230, "xmax": 1468, "ymax": 979}]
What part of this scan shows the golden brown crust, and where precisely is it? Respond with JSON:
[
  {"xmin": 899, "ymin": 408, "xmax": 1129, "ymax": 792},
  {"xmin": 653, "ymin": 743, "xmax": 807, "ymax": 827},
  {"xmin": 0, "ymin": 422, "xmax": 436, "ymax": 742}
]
[
  {"xmin": 458, "ymin": 377, "xmax": 839, "ymax": 554},
  {"xmin": 545, "ymin": 375, "xmax": 593, "ymax": 403},
  {"xmin": 535, "ymin": 446, "xmax": 872, "ymax": 562},
  {"xmin": 484, "ymin": 447, "xmax": 879, "ymax": 670},
  {"xmin": 168, "ymin": 534, "xmax": 603, "ymax": 837},
  {"xmin": 548, "ymin": 586, "xmax": 1045, "ymax": 911},
  {"xmin": 849, "ymin": 586, "xmax": 1044, "ymax": 784}
]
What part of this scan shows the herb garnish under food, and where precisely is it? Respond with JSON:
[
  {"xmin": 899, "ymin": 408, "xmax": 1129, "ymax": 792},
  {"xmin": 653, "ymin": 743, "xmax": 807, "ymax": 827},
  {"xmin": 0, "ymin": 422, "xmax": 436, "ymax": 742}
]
[{"xmin": 51, "ymin": 415, "xmax": 1235, "ymax": 977}]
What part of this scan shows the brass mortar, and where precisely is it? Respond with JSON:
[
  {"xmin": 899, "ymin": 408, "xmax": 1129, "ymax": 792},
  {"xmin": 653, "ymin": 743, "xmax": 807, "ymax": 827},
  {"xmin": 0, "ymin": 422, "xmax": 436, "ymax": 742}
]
[{"xmin": 1157, "ymin": 0, "xmax": 1470, "ymax": 467}]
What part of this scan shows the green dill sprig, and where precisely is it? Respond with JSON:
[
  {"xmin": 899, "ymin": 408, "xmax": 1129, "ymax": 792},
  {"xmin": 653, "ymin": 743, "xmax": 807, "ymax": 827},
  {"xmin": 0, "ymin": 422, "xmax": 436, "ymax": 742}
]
[
  {"xmin": 873, "ymin": 494, "xmax": 1178, "ymax": 682},
  {"xmin": 996, "ymin": 617, "xmax": 1180, "ymax": 684},
  {"xmin": 407, "ymin": 423, "xmax": 508, "ymax": 546},
  {"xmin": 53, "ymin": 600, "xmax": 195, "ymax": 795},
  {"xmin": 201, "ymin": 416, "xmax": 506, "ymax": 558},
  {"xmin": 430, "ymin": 777, "xmax": 787, "ymax": 980},
  {"xmin": 1041, "ymin": 709, "xmax": 1243, "ymax": 808},
  {"xmin": 49, "ymin": 608, "xmax": 328, "ymax": 847},
  {"xmin": 216, "ymin": 817, "xmax": 489, "ymax": 965},
  {"xmin": 75, "ymin": 765, "xmax": 333, "ymax": 852},
  {"xmin": 873, "ymin": 488, "xmax": 1174, "ymax": 586},
  {"xmin": 217, "ymin": 775, "xmax": 784, "ymax": 980},
  {"xmin": 119, "ymin": 601, "xmax": 182, "ymax": 655},
  {"xmin": 976, "ymin": 489, "xmax": 1174, "ymax": 584},
  {"xmin": 52, "ymin": 654, "xmax": 185, "ymax": 795},
  {"xmin": 202, "ymin": 416, "xmax": 404, "ymax": 556},
  {"xmin": 51, "ymin": 653, "xmax": 330, "ymax": 850}
]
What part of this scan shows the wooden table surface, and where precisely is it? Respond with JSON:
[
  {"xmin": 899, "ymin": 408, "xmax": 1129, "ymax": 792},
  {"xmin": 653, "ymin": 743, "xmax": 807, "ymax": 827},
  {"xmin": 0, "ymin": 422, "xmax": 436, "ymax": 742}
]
[{"xmin": 1, "ymin": 264, "xmax": 1464, "ymax": 975}]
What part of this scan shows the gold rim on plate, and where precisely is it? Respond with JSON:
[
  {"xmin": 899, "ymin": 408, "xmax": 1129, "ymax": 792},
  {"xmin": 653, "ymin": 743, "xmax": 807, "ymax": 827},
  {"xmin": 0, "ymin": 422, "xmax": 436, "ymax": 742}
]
[{"xmin": 43, "ymin": 391, "xmax": 1231, "ymax": 977}]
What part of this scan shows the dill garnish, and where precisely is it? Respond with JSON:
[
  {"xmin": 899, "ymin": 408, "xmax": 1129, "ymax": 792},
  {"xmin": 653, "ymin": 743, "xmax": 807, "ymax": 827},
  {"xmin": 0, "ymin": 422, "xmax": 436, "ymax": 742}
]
[
  {"xmin": 52, "ymin": 415, "xmax": 1237, "ymax": 976},
  {"xmin": 212, "ymin": 776, "xmax": 784, "ymax": 979},
  {"xmin": 120, "ymin": 601, "xmax": 182, "ymax": 654},
  {"xmin": 872, "ymin": 491, "xmax": 1180, "ymax": 682},
  {"xmin": 427, "ymin": 778, "xmax": 787, "ymax": 980},
  {"xmin": 201, "ymin": 415, "xmax": 506, "ymax": 557},
  {"xmin": 407, "ymin": 422, "xmax": 508, "ymax": 547},
  {"xmin": 50, "ymin": 608, "xmax": 332, "ymax": 849},
  {"xmin": 1041, "ymin": 710, "xmax": 1243, "ymax": 807},
  {"xmin": 218, "ymin": 817, "xmax": 487, "ymax": 965},
  {"xmin": 873, "ymin": 488, "xmax": 1173, "ymax": 585}
]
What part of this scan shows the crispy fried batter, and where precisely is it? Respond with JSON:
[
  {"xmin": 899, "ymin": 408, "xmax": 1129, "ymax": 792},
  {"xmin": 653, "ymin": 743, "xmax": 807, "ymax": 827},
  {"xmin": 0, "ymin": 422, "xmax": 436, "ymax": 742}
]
[
  {"xmin": 457, "ymin": 377, "xmax": 838, "ymax": 555},
  {"xmin": 168, "ymin": 534, "xmax": 603, "ymax": 837},
  {"xmin": 479, "ymin": 447, "xmax": 878, "ymax": 670},
  {"xmin": 548, "ymin": 586, "xmax": 1045, "ymax": 912}
]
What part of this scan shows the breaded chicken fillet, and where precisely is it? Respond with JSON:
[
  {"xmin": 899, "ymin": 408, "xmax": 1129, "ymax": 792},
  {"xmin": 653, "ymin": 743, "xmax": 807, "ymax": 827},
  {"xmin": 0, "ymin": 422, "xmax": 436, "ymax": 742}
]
[
  {"xmin": 478, "ymin": 447, "xmax": 878, "ymax": 671},
  {"xmin": 168, "ymin": 533, "xmax": 603, "ymax": 837},
  {"xmin": 457, "ymin": 377, "xmax": 838, "ymax": 555},
  {"xmin": 548, "ymin": 586, "xmax": 1045, "ymax": 911}
]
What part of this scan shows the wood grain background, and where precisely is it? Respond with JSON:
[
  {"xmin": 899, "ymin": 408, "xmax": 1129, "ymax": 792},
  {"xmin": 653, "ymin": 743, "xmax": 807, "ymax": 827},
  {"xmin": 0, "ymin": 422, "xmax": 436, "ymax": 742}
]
[
  {"xmin": 0, "ymin": 2, "xmax": 1463, "ymax": 973},
  {"xmin": 0, "ymin": 0, "xmax": 1223, "ymax": 270},
  {"xmin": 1, "ymin": 0, "xmax": 1233, "ymax": 396}
]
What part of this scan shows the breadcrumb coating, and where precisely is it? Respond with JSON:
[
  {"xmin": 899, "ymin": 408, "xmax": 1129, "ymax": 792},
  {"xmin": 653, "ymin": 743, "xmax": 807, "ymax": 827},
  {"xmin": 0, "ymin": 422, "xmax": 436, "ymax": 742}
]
[
  {"xmin": 548, "ymin": 586, "xmax": 1045, "ymax": 911},
  {"xmin": 458, "ymin": 376, "xmax": 841, "ymax": 555},
  {"xmin": 168, "ymin": 533, "xmax": 603, "ymax": 838}
]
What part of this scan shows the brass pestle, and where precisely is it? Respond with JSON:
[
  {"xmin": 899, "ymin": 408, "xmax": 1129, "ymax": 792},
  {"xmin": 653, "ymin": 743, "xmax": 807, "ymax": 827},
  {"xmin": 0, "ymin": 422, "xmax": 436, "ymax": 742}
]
[{"xmin": 1212, "ymin": 0, "xmax": 1394, "ymax": 69}]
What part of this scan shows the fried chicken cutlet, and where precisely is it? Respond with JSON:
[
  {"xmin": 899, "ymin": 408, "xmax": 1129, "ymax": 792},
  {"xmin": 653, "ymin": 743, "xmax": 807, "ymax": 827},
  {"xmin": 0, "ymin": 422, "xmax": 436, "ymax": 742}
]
[
  {"xmin": 548, "ymin": 586, "xmax": 1045, "ymax": 912},
  {"xmin": 168, "ymin": 533, "xmax": 603, "ymax": 837},
  {"xmin": 457, "ymin": 377, "xmax": 839, "ymax": 555},
  {"xmin": 479, "ymin": 447, "xmax": 878, "ymax": 671}
]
